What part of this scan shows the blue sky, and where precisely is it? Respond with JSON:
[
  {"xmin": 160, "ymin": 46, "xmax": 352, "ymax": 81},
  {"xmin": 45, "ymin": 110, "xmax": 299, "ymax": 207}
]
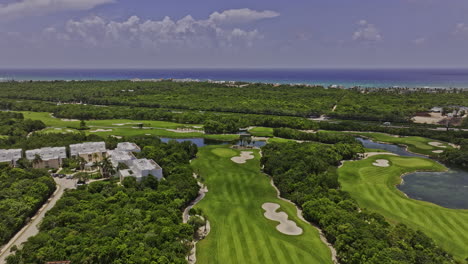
[{"xmin": 1, "ymin": 0, "xmax": 468, "ymax": 68}]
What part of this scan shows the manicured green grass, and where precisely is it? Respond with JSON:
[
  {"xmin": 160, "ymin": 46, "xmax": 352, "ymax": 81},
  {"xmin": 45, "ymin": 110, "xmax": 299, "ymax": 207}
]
[
  {"xmin": 192, "ymin": 146, "xmax": 332, "ymax": 264},
  {"xmin": 355, "ymin": 132, "xmax": 453, "ymax": 156},
  {"xmin": 85, "ymin": 127, "xmax": 204, "ymax": 138},
  {"xmin": 18, "ymin": 111, "xmax": 239, "ymax": 141},
  {"xmin": 20, "ymin": 111, "xmax": 81, "ymax": 128},
  {"xmin": 20, "ymin": 111, "xmax": 202, "ymax": 130},
  {"xmin": 267, "ymin": 137, "xmax": 297, "ymax": 143},
  {"xmin": 339, "ymin": 155, "xmax": 468, "ymax": 261},
  {"xmin": 249, "ymin": 127, "xmax": 274, "ymax": 137}
]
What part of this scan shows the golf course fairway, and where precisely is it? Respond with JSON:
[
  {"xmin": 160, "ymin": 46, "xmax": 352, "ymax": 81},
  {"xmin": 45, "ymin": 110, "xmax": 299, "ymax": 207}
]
[
  {"xmin": 339, "ymin": 155, "xmax": 468, "ymax": 261},
  {"xmin": 191, "ymin": 145, "xmax": 333, "ymax": 264}
]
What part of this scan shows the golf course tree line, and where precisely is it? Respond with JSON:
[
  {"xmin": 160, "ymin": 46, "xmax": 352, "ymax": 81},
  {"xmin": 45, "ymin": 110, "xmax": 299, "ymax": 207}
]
[
  {"xmin": 2, "ymin": 98, "xmax": 468, "ymax": 145},
  {"xmin": 438, "ymin": 142, "xmax": 468, "ymax": 169},
  {"xmin": 6, "ymin": 137, "xmax": 200, "ymax": 264},
  {"xmin": 261, "ymin": 142, "xmax": 454, "ymax": 264},
  {"xmin": 0, "ymin": 80, "xmax": 466, "ymax": 121},
  {"xmin": 0, "ymin": 163, "xmax": 56, "ymax": 246},
  {"xmin": 0, "ymin": 112, "xmax": 45, "ymax": 137}
]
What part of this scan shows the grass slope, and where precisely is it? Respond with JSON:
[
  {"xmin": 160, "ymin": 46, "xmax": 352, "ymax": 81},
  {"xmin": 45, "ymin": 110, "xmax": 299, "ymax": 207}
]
[
  {"xmin": 339, "ymin": 155, "xmax": 468, "ymax": 261},
  {"xmin": 249, "ymin": 127, "xmax": 274, "ymax": 137},
  {"xmin": 192, "ymin": 145, "xmax": 332, "ymax": 264}
]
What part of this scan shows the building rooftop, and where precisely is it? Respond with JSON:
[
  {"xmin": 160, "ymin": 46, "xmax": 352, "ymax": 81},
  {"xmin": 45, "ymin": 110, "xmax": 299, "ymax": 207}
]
[
  {"xmin": 108, "ymin": 150, "xmax": 136, "ymax": 161},
  {"xmin": 119, "ymin": 169, "xmax": 134, "ymax": 177},
  {"xmin": 116, "ymin": 142, "xmax": 141, "ymax": 152},
  {"xmin": 131, "ymin": 158, "xmax": 161, "ymax": 171},
  {"xmin": 0, "ymin": 149, "xmax": 22, "ymax": 163},
  {"xmin": 70, "ymin": 142, "xmax": 106, "ymax": 156},
  {"xmin": 26, "ymin": 147, "xmax": 66, "ymax": 161}
]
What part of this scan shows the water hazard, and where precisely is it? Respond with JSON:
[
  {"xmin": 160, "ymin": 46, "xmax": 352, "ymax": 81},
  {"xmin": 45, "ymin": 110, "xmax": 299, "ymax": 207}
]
[{"xmin": 358, "ymin": 137, "xmax": 468, "ymax": 209}]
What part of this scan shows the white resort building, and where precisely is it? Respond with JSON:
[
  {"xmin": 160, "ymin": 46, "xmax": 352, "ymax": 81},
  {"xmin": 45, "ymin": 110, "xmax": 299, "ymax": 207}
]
[
  {"xmin": 119, "ymin": 158, "xmax": 163, "ymax": 182},
  {"xmin": 70, "ymin": 142, "xmax": 107, "ymax": 163},
  {"xmin": 108, "ymin": 150, "xmax": 136, "ymax": 168},
  {"xmin": 116, "ymin": 142, "xmax": 141, "ymax": 153},
  {"xmin": 26, "ymin": 147, "xmax": 67, "ymax": 169},
  {"xmin": 0, "ymin": 149, "xmax": 22, "ymax": 167}
]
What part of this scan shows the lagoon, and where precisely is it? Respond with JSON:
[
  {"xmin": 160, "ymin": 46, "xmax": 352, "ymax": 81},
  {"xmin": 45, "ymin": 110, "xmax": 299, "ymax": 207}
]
[{"xmin": 359, "ymin": 137, "xmax": 468, "ymax": 209}]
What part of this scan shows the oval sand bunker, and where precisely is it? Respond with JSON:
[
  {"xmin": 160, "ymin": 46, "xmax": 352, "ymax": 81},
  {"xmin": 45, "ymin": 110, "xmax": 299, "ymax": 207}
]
[
  {"xmin": 231, "ymin": 151, "xmax": 254, "ymax": 164},
  {"xmin": 373, "ymin": 159, "xmax": 390, "ymax": 167},
  {"xmin": 262, "ymin": 203, "xmax": 303, "ymax": 235},
  {"xmin": 428, "ymin": 142, "xmax": 446, "ymax": 148}
]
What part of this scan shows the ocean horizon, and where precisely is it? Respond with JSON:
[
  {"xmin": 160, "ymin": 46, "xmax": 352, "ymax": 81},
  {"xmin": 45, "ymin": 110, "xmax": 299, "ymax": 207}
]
[{"xmin": 1, "ymin": 68, "xmax": 468, "ymax": 89}]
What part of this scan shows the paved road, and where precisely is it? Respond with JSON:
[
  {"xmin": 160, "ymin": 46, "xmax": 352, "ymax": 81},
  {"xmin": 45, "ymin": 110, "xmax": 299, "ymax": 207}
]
[{"xmin": 0, "ymin": 178, "xmax": 77, "ymax": 264}]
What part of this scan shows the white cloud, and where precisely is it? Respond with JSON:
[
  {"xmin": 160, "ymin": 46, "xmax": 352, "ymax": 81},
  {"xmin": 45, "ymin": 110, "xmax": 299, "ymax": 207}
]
[
  {"xmin": 352, "ymin": 20, "xmax": 382, "ymax": 42},
  {"xmin": 412, "ymin": 37, "xmax": 426, "ymax": 45},
  {"xmin": 454, "ymin": 23, "xmax": 468, "ymax": 35},
  {"xmin": 47, "ymin": 9, "xmax": 278, "ymax": 50},
  {"xmin": 0, "ymin": 0, "xmax": 114, "ymax": 20},
  {"xmin": 209, "ymin": 8, "xmax": 280, "ymax": 24}
]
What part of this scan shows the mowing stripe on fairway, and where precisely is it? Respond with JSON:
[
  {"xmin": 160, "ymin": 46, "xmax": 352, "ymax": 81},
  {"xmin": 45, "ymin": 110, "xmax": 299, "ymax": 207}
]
[{"xmin": 192, "ymin": 145, "xmax": 333, "ymax": 264}]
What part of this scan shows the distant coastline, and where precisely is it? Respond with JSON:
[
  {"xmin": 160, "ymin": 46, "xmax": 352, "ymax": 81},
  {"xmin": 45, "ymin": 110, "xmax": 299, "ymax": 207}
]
[{"xmin": 1, "ymin": 68, "xmax": 468, "ymax": 89}]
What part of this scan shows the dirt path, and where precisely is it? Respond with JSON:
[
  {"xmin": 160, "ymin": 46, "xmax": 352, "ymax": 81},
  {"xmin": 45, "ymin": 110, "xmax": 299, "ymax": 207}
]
[
  {"xmin": 183, "ymin": 173, "xmax": 210, "ymax": 264},
  {"xmin": 183, "ymin": 174, "xmax": 208, "ymax": 224},
  {"xmin": 0, "ymin": 178, "xmax": 77, "ymax": 264}
]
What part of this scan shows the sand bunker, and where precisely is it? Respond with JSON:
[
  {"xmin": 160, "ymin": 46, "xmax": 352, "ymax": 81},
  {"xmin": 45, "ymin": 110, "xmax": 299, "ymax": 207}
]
[
  {"xmin": 113, "ymin": 123, "xmax": 143, "ymax": 126},
  {"xmin": 432, "ymin": 150, "xmax": 444, "ymax": 154},
  {"xmin": 61, "ymin": 119, "xmax": 79, "ymax": 122},
  {"xmin": 166, "ymin": 128, "xmax": 204, "ymax": 133},
  {"xmin": 428, "ymin": 142, "xmax": 446, "ymax": 148},
  {"xmin": 231, "ymin": 151, "xmax": 254, "ymax": 164},
  {"xmin": 373, "ymin": 159, "xmax": 390, "ymax": 167},
  {"xmin": 365, "ymin": 152, "xmax": 398, "ymax": 158},
  {"xmin": 262, "ymin": 203, "xmax": 303, "ymax": 235},
  {"xmin": 90, "ymin": 129, "xmax": 112, "ymax": 132}
]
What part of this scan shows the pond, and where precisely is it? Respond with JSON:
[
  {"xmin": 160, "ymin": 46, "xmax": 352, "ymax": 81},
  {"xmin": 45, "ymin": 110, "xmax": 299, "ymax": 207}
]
[
  {"xmin": 160, "ymin": 137, "xmax": 267, "ymax": 148},
  {"xmin": 358, "ymin": 137, "xmax": 468, "ymax": 209},
  {"xmin": 357, "ymin": 137, "xmax": 424, "ymax": 157}
]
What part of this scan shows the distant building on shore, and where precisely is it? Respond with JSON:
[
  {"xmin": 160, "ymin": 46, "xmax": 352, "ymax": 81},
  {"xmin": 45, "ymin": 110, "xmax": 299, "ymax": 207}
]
[
  {"xmin": 70, "ymin": 142, "xmax": 107, "ymax": 163},
  {"xmin": 26, "ymin": 147, "xmax": 67, "ymax": 169},
  {"xmin": 0, "ymin": 149, "xmax": 22, "ymax": 167}
]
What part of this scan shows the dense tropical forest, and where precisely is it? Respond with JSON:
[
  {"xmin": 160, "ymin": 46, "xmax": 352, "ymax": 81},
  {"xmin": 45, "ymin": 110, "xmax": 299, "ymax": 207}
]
[
  {"xmin": 1, "ymin": 98, "xmax": 468, "ymax": 144},
  {"xmin": 0, "ymin": 112, "xmax": 45, "ymax": 137},
  {"xmin": 6, "ymin": 137, "xmax": 200, "ymax": 264},
  {"xmin": 0, "ymin": 81, "xmax": 466, "ymax": 121},
  {"xmin": 0, "ymin": 164, "xmax": 56, "ymax": 246},
  {"xmin": 261, "ymin": 142, "xmax": 454, "ymax": 264}
]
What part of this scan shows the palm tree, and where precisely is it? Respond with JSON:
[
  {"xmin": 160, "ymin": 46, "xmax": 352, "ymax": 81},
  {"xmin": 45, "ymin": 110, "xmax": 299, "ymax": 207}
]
[
  {"xmin": 99, "ymin": 157, "xmax": 115, "ymax": 178},
  {"xmin": 92, "ymin": 153, "xmax": 99, "ymax": 162},
  {"xmin": 32, "ymin": 154, "xmax": 42, "ymax": 168},
  {"xmin": 77, "ymin": 156, "xmax": 87, "ymax": 171},
  {"xmin": 74, "ymin": 172, "xmax": 89, "ymax": 183}
]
